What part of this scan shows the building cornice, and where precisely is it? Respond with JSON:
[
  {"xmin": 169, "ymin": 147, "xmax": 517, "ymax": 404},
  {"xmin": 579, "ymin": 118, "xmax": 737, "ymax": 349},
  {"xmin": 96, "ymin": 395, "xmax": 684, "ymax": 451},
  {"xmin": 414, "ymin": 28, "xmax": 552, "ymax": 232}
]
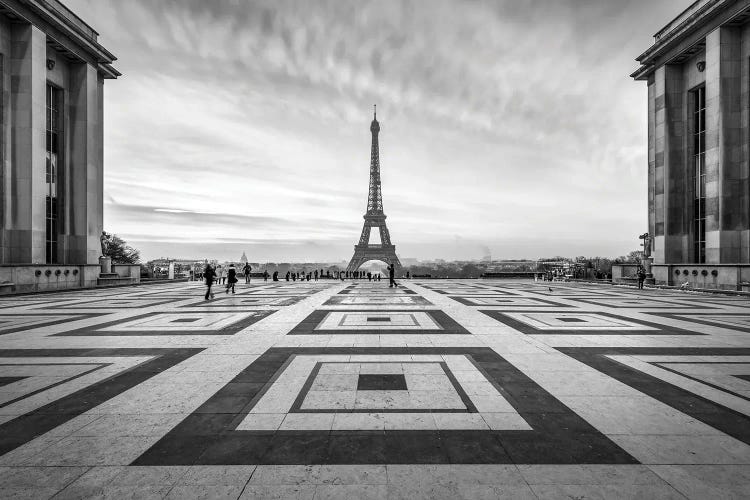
[
  {"xmin": 631, "ymin": 0, "xmax": 750, "ymax": 81},
  {"xmin": 0, "ymin": 0, "xmax": 119, "ymax": 78}
]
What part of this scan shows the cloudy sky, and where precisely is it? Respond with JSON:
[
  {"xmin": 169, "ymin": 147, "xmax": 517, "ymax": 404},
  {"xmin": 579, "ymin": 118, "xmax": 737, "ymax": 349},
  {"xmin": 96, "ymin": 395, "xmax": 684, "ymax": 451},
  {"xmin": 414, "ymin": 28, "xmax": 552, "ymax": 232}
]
[{"xmin": 66, "ymin": 0, "xmax": 691, "ymax": 262}]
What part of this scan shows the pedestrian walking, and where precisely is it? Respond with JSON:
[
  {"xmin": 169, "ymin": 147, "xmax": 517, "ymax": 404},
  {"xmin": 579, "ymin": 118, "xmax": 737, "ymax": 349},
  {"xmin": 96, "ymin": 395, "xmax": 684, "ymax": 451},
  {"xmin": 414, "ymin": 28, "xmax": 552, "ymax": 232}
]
[
  {"xmin": 204, "ymin": 263, "xmax": 216, "ymax": 300},
  {"xmin": 286, "ymin": 271, "xmax": 290, "ymax": 281},
  {"xmin": 216, "ymin": 265, "xmax": 226, "ymax": 285},
  {"xmin": 273, "ymin": 271, "xmax": 279, "ymax": 281},
  {"xmin": 388, "ymin": 264, "xmax": 397, "ymax": 287},
  {"xmin": 226, "ymin": 263, "xmax": 237, "ymax": 294},
  {"xmin": 243, "ymin": 262, "xmax": 252, "ymax": 283},
  {"xmin": 314, "ymin": 270, "xmax": 319, "ymax": 281},
  {"xmin": 263, "ymin": 270, "xmax": 269, "ymax": 282}
]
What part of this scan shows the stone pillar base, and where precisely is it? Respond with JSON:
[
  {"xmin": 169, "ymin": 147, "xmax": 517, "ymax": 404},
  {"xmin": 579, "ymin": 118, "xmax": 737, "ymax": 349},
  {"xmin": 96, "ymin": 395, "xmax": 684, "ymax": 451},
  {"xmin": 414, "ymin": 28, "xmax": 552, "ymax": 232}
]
[
  {"xmin": 643, "ymin": 257, "xmax": 654, "ymax": 278},
  {"xmin": 99, "ymin": 256, "xmax": 112, "ymax": 274}
]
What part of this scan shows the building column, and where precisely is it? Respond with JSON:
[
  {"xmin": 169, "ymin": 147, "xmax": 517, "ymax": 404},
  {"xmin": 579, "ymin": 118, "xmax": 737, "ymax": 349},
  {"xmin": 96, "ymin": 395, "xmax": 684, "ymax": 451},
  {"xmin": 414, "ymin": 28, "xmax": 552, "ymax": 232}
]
[
  {"xmin": 8, "ymin": 23, "xmax": 45, "ymax": 264},
  {"xmin": 664, "ymin": 64, "xmax": 689, "ymax": 263},
  {"xmin": 647, "ymin": 75, "xmax": 658, "ymax": 263},
  {"xmin": 704, "ymin": 26, "xmax": 745, "ymax": 263},
  {"xmin": 68, "ymin": 63, "xmax": 102, "ymax": 265},
  {"xmin": 651, "ymin": 66, "xmax": 667, "ymax": 264}
]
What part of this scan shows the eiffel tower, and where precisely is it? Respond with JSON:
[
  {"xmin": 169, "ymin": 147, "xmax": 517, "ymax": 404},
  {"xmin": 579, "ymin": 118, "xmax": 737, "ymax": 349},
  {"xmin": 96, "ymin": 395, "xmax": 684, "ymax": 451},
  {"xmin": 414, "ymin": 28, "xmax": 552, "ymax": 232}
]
[{"xmin": 346, "ymin": 106, "xmax": 401, "ymax": 273}]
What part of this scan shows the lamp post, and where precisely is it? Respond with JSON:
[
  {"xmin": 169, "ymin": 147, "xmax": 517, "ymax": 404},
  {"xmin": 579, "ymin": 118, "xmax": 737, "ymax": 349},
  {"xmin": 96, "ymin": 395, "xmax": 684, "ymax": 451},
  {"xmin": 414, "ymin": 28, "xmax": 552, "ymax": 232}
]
[{"xmin": 638, "ymin": 232, "xmax": 652, "ymax": 277}]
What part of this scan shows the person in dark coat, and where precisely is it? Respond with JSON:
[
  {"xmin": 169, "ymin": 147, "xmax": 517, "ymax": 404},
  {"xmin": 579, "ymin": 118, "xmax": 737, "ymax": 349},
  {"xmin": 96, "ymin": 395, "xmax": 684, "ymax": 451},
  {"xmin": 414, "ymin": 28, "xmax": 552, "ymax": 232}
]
[
  {"xmin": 388, "ymin": 264, "xmax": 397, "ymax": 287},
  {"xmin": 204, "ymin": 263, "xmax": 216, "ymax": 300},
  {"xmin": 637, "ymin": 266, "xmax": 647, "ymax": 290},
  {"xmin": 273, "ymin": 271, "xmax": 279, "ymax": 281},
  {"xmin": 243, "ymin": 263, "xmax": 252, "ymax": 283},
  {"xmin": 226, "ymin": 263, "xmax": 237, "ymax": 294}
]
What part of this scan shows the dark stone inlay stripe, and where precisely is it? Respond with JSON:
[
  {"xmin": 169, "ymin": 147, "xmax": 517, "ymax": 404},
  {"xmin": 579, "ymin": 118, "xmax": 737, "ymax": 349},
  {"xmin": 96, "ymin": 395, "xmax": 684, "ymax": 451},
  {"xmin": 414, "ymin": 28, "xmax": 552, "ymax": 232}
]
[
  {"xmin": 480, "ymin": 310, "xmax": 704, "ymax": 336},
  {"xmin": 650, "ymin": 362, "xmax": 750, "ymax": 403},
  {"xmin": 0, "ymin": 376, "xmax": 26, "ymax": 388},
  {"xmin": 559, "ymin": 347, "xmax": 750, "ymax": 445},
  {"xmin": 0, "ymin": 363, "xmax": 105, "ymax": 409},
  {"xmin": 0, "ymin": 313, "xmax": 106, "ymax": 336},
  {"xmin": 357, "ymin": 374, "xmax": 406, "ymax": 390},
  {"xmin": 646, "ymin": 312, "xmax": 750, "ymax": 334},
  {"xmin": 133, "ymin": 347, "xmax": 637, "ymax": 466},
  {"xmin": 0, "ymin": 348, "xmax": 202, "ymax": 456},
  {"xmin": 565, "ymin": 297, "xmax": 717, "ymax": 309}
]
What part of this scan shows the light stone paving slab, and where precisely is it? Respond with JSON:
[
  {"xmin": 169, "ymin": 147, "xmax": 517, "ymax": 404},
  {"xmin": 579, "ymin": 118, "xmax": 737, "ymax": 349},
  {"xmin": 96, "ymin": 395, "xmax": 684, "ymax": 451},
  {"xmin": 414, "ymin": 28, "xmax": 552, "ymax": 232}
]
[{"xmin": 2, "ymin": 279, "xmax": 750, "ymax": 497}]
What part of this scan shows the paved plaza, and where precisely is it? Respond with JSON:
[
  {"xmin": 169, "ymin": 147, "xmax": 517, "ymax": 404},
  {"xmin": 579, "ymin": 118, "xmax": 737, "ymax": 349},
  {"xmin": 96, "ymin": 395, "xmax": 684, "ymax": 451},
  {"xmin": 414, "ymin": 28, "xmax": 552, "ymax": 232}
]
[{"xmin": 1, "ymin": 280, "xmax": 750, "ymax": 498}]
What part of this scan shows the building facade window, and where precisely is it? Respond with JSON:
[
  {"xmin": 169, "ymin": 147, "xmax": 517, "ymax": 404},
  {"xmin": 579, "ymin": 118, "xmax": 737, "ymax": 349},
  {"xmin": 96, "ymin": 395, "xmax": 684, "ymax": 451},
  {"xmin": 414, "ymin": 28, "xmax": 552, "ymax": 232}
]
[
  {"xmin": 692, "ymin": 85, "xmax": 706, "ymax": 264},
  {"xmin": 46, "ymin": 84, "xmax": 61, "ymax": 264}
]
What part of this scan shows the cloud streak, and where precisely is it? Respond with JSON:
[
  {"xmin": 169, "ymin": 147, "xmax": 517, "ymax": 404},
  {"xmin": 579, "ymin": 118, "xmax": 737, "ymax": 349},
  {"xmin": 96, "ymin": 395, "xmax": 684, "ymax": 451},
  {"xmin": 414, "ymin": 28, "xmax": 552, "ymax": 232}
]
[{"xmin": 65, "ymin": 0, "xmax": 693, "ymax": 261}]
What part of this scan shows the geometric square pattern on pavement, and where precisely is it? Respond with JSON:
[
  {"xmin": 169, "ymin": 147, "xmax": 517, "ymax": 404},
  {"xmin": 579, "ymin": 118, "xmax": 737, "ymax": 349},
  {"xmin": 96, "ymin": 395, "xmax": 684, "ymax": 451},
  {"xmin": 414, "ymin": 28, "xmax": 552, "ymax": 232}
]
[
  {"xmin": 236, "ymin": 355, "xmax": 527, "ymax": 431},
  {"xmin": 3, "ymin": 279, "xmax": 750, "ymax": 498},
  {"xmin": 448, "ymin": 296, "xmax": 567, "ymax": 307},
  {"xmin": 137, "ymin": 347, "xmax": 634, "ymax": 465},
  {"xmin": 54, "ymin": 310, "xmax": 276, "ymax": 336},
  {"xmin": 288, "ymin": 309, "xmax": 471, "ymax": 335},
  {"xmin": 481, "ymin": 310, "xmax": 704, "ymax": 335}
]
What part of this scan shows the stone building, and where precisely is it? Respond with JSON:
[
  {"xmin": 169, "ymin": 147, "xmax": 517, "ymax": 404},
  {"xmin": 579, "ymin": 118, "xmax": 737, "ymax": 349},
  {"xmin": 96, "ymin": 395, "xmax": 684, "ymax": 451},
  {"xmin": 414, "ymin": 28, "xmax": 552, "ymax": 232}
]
[
  {"xmin": 632, "ymin": 0, "xmax": 750, "ymax": 290},
  {"xmin": 0, "ymin": 1, "xmax": 133, "ymax": 292}
]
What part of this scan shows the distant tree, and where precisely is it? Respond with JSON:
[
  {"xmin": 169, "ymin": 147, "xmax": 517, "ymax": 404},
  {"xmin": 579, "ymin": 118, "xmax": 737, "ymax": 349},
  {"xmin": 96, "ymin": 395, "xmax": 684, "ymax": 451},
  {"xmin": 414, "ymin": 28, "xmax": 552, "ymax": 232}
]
[
  {"xmin": 104, "ymin": 234, "xmax": 141, "ymax": 264},
  {"xmin": 460, "ymin": 263, "xmax": 482, "ymax": 278},
  {"xmin": 626, "ymin": 250, "xmax": 643, "ymax": 263}
]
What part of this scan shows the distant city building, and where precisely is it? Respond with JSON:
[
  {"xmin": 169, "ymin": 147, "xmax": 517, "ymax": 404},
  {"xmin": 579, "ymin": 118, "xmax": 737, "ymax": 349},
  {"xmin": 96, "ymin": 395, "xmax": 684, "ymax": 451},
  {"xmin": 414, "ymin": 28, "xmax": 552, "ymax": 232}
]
[
  {"xmin": 632, "ymin": 0, "xmax": 750, "ymax": 290},
  {"xmin": 0, "ymin": 0, "xmax": 119, "ymax": 293},
  {"xmin": 240, "ymin": 252, "xmax": 248, "ymax": 263}
]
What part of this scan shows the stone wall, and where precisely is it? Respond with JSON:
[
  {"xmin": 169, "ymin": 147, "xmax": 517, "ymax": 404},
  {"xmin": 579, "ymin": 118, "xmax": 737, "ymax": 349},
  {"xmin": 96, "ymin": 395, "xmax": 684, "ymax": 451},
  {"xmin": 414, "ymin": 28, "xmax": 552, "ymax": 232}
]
[
  {"xmin": 651, "ymin": 263, "xmax": 750, "ymax": 290},
  {"xmin": 0, "ymin": 263, "xmax": 139, "ymax": 294},
  {"xmin": 0, "ymin": 264, "xmax": 98, "ymax": 293}
]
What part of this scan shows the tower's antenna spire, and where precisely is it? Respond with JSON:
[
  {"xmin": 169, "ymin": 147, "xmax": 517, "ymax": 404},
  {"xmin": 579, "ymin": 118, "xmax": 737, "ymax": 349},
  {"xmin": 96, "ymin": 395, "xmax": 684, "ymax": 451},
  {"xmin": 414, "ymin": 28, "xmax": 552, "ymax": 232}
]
[{"xmin": 374, "ymin": 104, "xmax": 376, "ymax": 119}]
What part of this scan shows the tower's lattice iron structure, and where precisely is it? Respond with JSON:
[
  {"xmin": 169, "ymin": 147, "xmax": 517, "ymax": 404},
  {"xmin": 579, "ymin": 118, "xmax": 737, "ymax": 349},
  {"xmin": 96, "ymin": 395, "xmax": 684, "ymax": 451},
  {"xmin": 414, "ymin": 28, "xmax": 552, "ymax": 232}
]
[{"xmin": 346, "ymin": 106, "xmax": 401, "ymax": 272}]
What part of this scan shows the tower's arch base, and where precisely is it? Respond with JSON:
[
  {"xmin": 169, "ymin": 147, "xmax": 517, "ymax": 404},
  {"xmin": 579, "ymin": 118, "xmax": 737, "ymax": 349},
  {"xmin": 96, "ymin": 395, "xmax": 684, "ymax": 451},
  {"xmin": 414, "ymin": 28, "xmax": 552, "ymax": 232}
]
[{"xmin": 346, "ymin": 244, "xmax": 401, "ymax": 273}]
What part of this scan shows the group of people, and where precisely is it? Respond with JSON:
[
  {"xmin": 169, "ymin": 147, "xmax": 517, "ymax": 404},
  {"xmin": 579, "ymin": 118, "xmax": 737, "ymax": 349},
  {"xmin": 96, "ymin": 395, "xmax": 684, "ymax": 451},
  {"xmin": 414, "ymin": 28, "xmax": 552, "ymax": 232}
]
[
  {"xmin": 203, "ymin": 262, "xmax": 253, "ymax": 300},
  {"xmin": 202, "ymin": 261, "xmax": 401, "ymax": 299}
]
